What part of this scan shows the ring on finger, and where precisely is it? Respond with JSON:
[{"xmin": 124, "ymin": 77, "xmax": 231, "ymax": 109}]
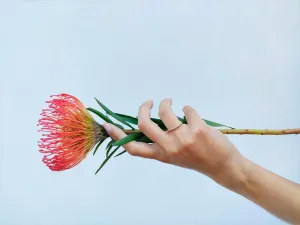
[{"xmin": 167, "ymin": 121, "xmax": 183, "ymax": 132}]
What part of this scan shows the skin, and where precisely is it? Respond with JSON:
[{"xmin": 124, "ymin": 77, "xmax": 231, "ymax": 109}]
[{"xmin": 103, "ymin": 99, "xmax": 300, "ymax": 224}]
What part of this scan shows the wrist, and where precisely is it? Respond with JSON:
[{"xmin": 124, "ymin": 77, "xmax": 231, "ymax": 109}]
[{"xmin": 211, "ymin": 153, "xmax": 252, "ymax": 193}]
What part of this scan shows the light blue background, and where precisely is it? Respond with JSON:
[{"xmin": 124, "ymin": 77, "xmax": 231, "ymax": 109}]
[{"xmin": 0, "ymin": 1, "xmax": 299, "ymax": 224}]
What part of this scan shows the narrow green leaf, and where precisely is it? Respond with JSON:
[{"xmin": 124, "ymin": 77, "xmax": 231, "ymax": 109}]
[
  {"xmin": 183, "ymin": 116, "xmax": 233, "ymax": 129},
  {"xmin": 87, "ymin": 107, "xmax": 124, "ymax": 129},
  {"xmin": 95, "ymin": 146, "xmax": 120, "ymax": 175},
  {"xmin": 134, "ymin": 116, "xmax": 166, "ymax": 129},
  {"xmin": 106, "ymin": 139, "xmax": 116, "ymax": 157},
  {"xmin": 94, "ymin": 98, "xmax": 134, "ymax": 129},
  {"xmin": 137, "ymin": 135, "xmax": 153, "ymax": 143},
  {"xmin": 93, "ymin": 138, "xmax": 106, "ymax": 155},
  {"xmin": 203, "ymin": 119, "xmax": 234, "ymax": 129},
  {"xmin": 150, "ymin": 117, "xmax": 183, "ymax": 130},
  {"xmin": 87, "ymin": 107, "xmax": 114, "ymax": 123},
  {"xmin": 106, "ymin": 139, "xmax": 115, "ymax": 150},
  {"xmin": 115, "ymin": 113, "xmax": 138, "ymax": 125},
  {"xmin": 150, "ymin": 117, "xmax": 163, "ymax": 124},
  {"xmin": 112, "ymin": 132, "xmax": 142, "ymax": 146},
  {"xmin": 114, "ymin": 123, "xmax": 124, "ymax": 129},
  {"xmin": 150, "ymin": 118, "xmax": 167, "ymax": 130},
  {"xmin": 114, "ymin": 150, "xmax": 127, "ymax": 158},
  {"xmin": 106, "ymin": 145, "xmax": 114, "ymax": 158},
  {"xmin": 114, "ymin": 134, "xmax": 154, "ymax": 158},
  {"xmin": 177, "ymin": 116, "xmax": 184, "ymax": 122}
]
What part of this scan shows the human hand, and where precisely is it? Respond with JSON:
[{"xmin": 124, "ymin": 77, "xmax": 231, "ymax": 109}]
[
  {"xmin": 103, "ymin": 99, "xmax": 243, "ymax": 185},
  {"xmin": 103, "ymin": 99, "xmax": 300, "ymax": 224}
]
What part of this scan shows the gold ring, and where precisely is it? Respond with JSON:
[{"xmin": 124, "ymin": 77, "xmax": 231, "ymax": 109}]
[{"xmin": 168, "ymin": 121, "xmax": 183, "ymax": 132}]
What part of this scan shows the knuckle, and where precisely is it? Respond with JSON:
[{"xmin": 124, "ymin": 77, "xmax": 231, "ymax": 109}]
[
  {"xmin": 193, "ymin": 126, "xmax": 210, "ymax": 137},
  {"xmin": 162, "ymin": 139, "xmax": 176, "ymax": 150},
  {"xmin": 176, "ymin": 133, "xmax": 194, "ymax": 148},
  {"xmin": 163, "ymin": 143, "xmax": 178, "ymax": 155},
  {"xmin": 175, "ymin": 129, "xmax": 194, "ymax": 147},
  {"xmin": 182, "ymin": 137, "xmax": 194, "ymax": 148},
  {"xmin": 169, "ymin": 143, "xmax": 184, "ymax": 156}
]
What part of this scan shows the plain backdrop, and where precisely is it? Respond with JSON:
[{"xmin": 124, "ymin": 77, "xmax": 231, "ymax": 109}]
[{"xmin": 0, "ymin": 1, "xmax": 299, "ymax": 225}]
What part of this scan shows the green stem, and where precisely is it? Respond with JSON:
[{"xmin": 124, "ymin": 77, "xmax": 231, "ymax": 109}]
[{"xmin": 123, "ymin": 128, "xmax": 300, "ymax": 135}]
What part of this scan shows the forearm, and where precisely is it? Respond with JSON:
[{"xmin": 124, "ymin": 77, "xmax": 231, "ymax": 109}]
[{"xmin": 218, "ymin": 155, "xmax": 300, "ymax": 224}]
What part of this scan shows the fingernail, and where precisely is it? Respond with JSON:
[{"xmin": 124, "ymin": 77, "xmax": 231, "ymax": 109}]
[{"xmin": 103, "ymin": 123, "xmax": 111, "ymax": 134}]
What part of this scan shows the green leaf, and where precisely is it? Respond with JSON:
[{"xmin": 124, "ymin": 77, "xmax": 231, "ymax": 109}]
[
  {"xmin": 106, "ymin": 139, "xmax": 115, "ymax": 150},
  {"xmin": 106, "ymin": 140, "xmax": 116, "ymax": 158},
  {"xmin": 106, "ymin": 144, "xmax": 114, "ymax": 158},
  {"xmin": 93, "ymin": 138, "xmax": 106, "ymax": 155},
  {"xmin": 150, "ymin": 117, "xmax": 163, "ymax": 124},
  {"xmin": 150, "ymin": 118, "xmax": 167, "ymax": 130},
  {"xmin": 133, "ymin": 116, "xmax": 166, "ymax": 129},
  {"xmin": 87, "ymin": 107, "xmax": 114, "ymax": 123},
  {"xmin": 183, "ymin": 116, "xmax": 233, "ymax": 129},
  {"xmin": 112, "ymin": 132, "xmax": 143, "ymax": 146},
  {"xmin": 150, "ymin": 117, "xmax": 187, "ymax": 130},
  {"xmin": 87, "ymin": 107, "xmax": 124, "ymax": 129},
  {"xmin": 137, "ymin": 135, "xmax": 153, "ymax": 143},
  {"xmin": 114, "ymin": 150, "xmax": 127, "ymax": 158},
  {"xmin": 114, "ymin": 134, "xmax": 154, "ymax": 158},
  {"xmin": 95, "ymin": 146, "xmax": 121, "ymax": 175},
  {"xmin": 115, "ymin": 113, "xmax": 138, "ymax": 125},
  {"xmin": 113, "ymin": 134, "xmax": 154, "ymax": 158},
  {"xmin": 114, "ymin": 123, "xmax": 124, "ymax": 129},
  {"xmin": 105, "ymin": 139, "xmax": 115, "ymax": 157},
  {"xmin": 177, "ymin": 116, "xmax": 185, "ymax": 122},
  {"xmin": 203, "ymin": 119, "xmax": 234, "ymax": 129},
  {"xmin": 94, "ymin": 98, "xmax": 134, "ymax": 129}
]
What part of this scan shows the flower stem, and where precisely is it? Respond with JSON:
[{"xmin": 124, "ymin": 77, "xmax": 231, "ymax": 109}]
[
  {"xmin": 218, "ymin": 128, "xmax": 300, "ymax": 135},
  {"xmin": 123, "ymin": 128, "xmax": 300, "ymax": 135}
]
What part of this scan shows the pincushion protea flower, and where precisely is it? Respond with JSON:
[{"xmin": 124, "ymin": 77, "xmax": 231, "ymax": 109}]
[
  {"xmin": 38, "ymin": 94, "xmax": 108, "ymax": 171},
  {"xmin": 38, "ymin": 93, "xmax": 300, "ymax": 174}
]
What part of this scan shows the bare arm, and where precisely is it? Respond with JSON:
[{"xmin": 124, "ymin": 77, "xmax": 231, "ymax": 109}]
[
  {"xmin": 220, "ymin": 155, "xmax": 300, "ymax": 224},
  {"xmin": 103, "ymin": 99, "xmax": 300, "ymax": 224}
]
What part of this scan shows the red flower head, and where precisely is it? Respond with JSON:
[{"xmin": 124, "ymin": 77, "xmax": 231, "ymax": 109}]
[{"xmin": 38, "ymin": 94, "xmax": 107, "ymax": 171}]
